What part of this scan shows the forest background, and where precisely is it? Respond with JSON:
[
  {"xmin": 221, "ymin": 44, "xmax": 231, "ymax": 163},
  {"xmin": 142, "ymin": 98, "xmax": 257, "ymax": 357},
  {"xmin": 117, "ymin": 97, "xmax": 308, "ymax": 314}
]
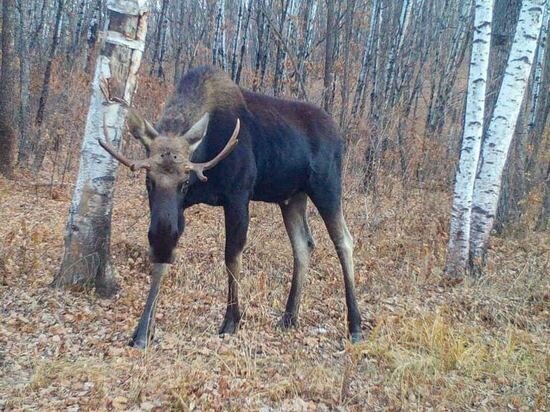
[{"xmin": 0, "ymin": 0, "xmax": 548, "ymax": 410}]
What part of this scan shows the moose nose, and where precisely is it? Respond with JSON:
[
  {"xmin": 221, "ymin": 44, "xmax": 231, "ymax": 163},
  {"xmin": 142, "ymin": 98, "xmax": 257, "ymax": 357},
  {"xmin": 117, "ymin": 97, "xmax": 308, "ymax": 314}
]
[{"xmin": 148, "ymin": 220, "xmax": 180, "ymax": 263}]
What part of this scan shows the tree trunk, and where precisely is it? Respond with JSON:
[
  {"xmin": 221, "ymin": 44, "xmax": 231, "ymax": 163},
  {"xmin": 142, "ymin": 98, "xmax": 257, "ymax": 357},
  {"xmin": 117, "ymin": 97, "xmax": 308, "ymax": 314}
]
[
  {"xmin": 495, "ymin": 1, "xmax": 549, "ymax": 230},
  {"xmin": 235, "ymin": 0, "xmax": 253, "ymax": 85},
  {"xmin": 339, "ymin": 0, "xmax": 356, "ymax": 128},
  {"xmin": 84, "ymin": 3, "xmax": 100, "ymax": 73},
  {"xmin": 322, "ymin": 0, "xmax": 336, "ymax": 113},
  {"xmin": 53, "ymin": 0, "xmax": 150, "ymax": 297},
  {"xmin": 445, "ymin": 0, "xmax": 494, "ymax": 278},
  {"xmin": 0, "ymin": 0, "xmax": 17, "ymax": 178},
  {"xmin": 231, "ymin": 0, "xmax": 244, "ymax": 80},
  {"xmin": 16, "ymin": 0, "xmax": 32, "ymax": 167},
  {"xmin": 296, "ymin": 0, "xmax": 316, "ymax": 99},
  {"xmin": 470, "ymin": 0, "xmax": 546, "ymax": 272},
  {"xmin": 212, "ymin": 0, "xmax": 227, "ymax": 70},
  {"xmin": 351, "ymin": 0, "xmax": 379, "ymax": 119},
  {"xmin": 273, "ymin": 0, "xmax": 291, "ymax": 97},
  {"xmin": 150, "ymin": 0, "xmax": 168, "ymax": 78},
  {"xmin": 32, "ymin": 0, "xmax": 65, "ymax": 173}
]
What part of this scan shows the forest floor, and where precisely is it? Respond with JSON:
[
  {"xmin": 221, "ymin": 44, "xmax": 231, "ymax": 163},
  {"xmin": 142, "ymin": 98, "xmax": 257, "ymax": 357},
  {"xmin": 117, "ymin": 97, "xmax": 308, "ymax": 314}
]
[{"xmin": 0, "ymin": 169, "xmax": 548, "ymax": 411}]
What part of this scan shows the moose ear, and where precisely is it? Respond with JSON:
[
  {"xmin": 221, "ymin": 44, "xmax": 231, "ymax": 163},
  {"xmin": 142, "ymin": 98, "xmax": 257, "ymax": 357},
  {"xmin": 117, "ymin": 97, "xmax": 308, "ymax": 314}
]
[
  {"xmin": 180, "ymin": 112, "xmax": 210, "ymax": 151},
  {"xmin": 126, "ymin": 109, "xmax": 159, "ymax": 147}
]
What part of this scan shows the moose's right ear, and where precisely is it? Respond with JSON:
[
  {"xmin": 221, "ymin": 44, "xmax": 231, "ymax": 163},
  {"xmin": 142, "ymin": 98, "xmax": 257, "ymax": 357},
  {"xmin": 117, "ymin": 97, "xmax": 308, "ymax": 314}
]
[{"xmin": 127, "ymin": 109, "xmax": 159, "ymax": 148}]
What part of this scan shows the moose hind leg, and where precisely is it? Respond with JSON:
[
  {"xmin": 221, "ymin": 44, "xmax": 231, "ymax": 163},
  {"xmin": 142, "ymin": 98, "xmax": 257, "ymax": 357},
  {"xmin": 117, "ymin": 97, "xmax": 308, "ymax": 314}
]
[
  {"xmin": 279, "ymin": 192, "xmax": 315, "ymax": 328},
  {"xmin": 220, "ymin": 198, "xmax": 249, "ymax": 335},
  {"xmin": 319, "ymin": 206, "xmax": 362, "ymax": 342}
]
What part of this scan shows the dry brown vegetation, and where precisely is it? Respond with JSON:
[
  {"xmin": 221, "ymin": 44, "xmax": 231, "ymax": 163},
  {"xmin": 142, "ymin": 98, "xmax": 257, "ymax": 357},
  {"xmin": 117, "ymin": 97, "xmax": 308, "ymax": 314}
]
[
  {"xmin": 1, "ymin": 133, "xmax": 548, "ymax": 410},
  {"xmin": 2, "ymin": 0, "xmax": 549, "ymax": 408}
]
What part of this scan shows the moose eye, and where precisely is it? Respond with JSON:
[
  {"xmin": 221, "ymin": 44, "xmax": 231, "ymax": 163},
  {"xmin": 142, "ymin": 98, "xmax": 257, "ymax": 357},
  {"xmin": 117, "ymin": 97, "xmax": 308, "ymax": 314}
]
[{"xmin": 179, "ymin": 179, "xmax": 190, "ymax": 192}]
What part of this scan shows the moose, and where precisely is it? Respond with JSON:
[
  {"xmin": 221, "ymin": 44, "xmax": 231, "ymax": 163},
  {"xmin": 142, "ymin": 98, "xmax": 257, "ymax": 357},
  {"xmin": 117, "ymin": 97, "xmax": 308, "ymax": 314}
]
[{"xmin": 100, "ymin": 66, "xmax": 362, "ymax": 348}]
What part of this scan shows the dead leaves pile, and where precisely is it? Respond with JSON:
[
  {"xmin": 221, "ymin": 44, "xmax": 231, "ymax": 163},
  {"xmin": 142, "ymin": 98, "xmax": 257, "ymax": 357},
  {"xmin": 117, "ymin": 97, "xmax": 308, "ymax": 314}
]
[{"xmin": 0, "ymin": 174, "xmax": 548, "ymax": 411}]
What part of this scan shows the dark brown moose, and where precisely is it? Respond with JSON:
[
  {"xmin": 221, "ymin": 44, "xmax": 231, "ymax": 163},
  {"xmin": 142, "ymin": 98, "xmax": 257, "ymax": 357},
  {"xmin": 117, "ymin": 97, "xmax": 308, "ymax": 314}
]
[{"xmin": 100, "ymin": 66, "xmax": 362, "ymax": 348}]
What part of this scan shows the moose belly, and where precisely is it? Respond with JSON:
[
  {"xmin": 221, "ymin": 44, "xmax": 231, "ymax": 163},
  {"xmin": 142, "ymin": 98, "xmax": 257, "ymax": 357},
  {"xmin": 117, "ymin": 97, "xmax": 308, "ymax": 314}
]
[{"xmin": 251, "ymin": 161, "xmax": 309, "ymax": 203}]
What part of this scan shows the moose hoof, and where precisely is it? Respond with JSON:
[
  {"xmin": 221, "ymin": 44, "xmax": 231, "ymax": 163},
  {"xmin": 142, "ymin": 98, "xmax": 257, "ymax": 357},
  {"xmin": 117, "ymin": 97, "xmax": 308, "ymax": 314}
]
[
  {"xmin": 129, "ymin": 329, "xmax": 154, "ymax": 349},
  {"xmin": 278, "ymin": 313, "xmax": 298, "ymax": 329},
  {"xmin": 129, "ymin": 337, "xmax": 148, "ymax": 349},
  {"xmin": 219, "ymin": 318, "xmax": 240, "ymax": 335},
  {"xmin": 350, "ymin": 331, "xmax": 362, "ymax": 344}
]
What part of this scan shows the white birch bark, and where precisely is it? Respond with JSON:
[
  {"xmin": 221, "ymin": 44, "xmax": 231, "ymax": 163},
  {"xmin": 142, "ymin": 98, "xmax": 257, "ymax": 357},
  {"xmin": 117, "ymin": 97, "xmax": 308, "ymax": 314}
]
[
  {"xmin": 445, "ymin": 0, "xmax": 494, "ymax": 277},
  {"xmin": 470, "ymin": 0, "xmax": 547, "ymax": 270},
  {"xmin": 54, "ymin": 0, "xmax": 149, "ymax": 296}
]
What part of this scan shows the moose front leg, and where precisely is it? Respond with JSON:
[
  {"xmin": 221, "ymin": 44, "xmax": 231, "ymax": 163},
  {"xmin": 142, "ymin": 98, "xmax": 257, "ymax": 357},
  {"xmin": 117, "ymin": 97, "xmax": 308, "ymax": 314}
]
[
  {"xmin": 130, "ymin": 263, "xmax": 170, "ymax": 348},
  {"xmin": 219, "ymin": 198, "xmax": 249, "ymax": 335}
]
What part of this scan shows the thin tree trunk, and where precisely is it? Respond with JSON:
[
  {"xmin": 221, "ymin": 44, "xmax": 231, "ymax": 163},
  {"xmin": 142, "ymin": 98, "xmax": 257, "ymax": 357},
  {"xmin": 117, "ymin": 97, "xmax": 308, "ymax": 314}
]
[
  {"xmin": 445, "ymin": 0, "xmax": 494, "ymax": 278},
  {"xmin": 53, "ymin": 0, "xmax": 150, "ymax": 297},
  {"xmin": 352, "ymin": 0, "xmax": 379, "ymax": 119},
  {"xmin": 323, "ymin": 0, "xmax": 336, "ymax": 113},
  {"xmin": 296, "ymin": 0, "xmax": 316, "ymax": 99},
  {"xmin": 32, "ymin": 0, "xmax": 65, "ymax": 173},
  {"xmin": 470, "ymin": 0, "xmax": 546, "ymax": 272},
  {"xmin": 0, "ymin": 0, "xmax": 17, "ymax": 178},
  {"xmin": 150, "ymin": 0, "xmax": 168, "ymax": 78},
  {"xmin": 273, "ymin": 0, "xmax": 291, "ymax": 97},
  {"xmin": 231, "ymin": 0, "xmax": 244, "ymax": 80},
  {"xmin": 212, "ymin": 0, "xmax": 227, "ymax": 69},
  {"xmin": 339, "ymin": 0, "xmax": 356, "ymax": 128},
  {"xmin": 84, "ymin": 3, "xmax": 100, "ymax": 73},
  {"xmin": 368, "ymin": 0, "xmax": 384, "ymax": 121},
  {"xmin": 16, "ymin": 0, "xmax": 32, "ymax": 166},
  {"xmin": 235, "ymin": 0, "xmax": 253, "ymax": 85}
]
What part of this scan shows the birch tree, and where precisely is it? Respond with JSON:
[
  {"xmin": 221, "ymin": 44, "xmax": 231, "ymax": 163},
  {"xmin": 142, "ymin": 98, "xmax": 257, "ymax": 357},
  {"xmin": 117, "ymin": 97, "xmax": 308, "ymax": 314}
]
[
  {"xmin": 469, "ymin": 0, "xmax": 547, "ymax": 272},
  {"xmin": 445, "ymin": 0, "xmax": 494, "ymax": 277},
  {"xmin": 53, "ymin": 0, "xmax": 150, "ymax": 297}
]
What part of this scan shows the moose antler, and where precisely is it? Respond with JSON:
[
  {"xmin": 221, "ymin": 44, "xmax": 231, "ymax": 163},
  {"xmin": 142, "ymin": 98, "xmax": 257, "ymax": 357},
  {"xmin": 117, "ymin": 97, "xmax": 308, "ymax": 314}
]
[
  {"xmin": 98, "ymin": 78, "xmax": 152, "ymax": 172},
  {"xmin": 186, "ymin": 119, "xmax": 240, "ymax": 182},
  {"xmin": 97, "ymin": 77, "xmax": 240, "ymax": 177},
  {"xmin": 100, "ymin": 117, "xmax": 152, "ymax": 171}
]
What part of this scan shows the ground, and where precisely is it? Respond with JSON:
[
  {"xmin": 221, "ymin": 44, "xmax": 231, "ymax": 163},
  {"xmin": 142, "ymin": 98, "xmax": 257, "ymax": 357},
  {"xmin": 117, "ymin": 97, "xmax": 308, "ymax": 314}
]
[{"xmin": 0, "ymin": 169, "xmax": 548, "ymax": 411}]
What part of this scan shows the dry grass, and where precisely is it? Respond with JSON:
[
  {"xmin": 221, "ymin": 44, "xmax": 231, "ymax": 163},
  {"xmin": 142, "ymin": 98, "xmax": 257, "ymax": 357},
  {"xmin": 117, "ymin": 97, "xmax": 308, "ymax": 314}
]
[{"xmin": 0, "ymin": 161, "xmax": 548, "ymax": 411}]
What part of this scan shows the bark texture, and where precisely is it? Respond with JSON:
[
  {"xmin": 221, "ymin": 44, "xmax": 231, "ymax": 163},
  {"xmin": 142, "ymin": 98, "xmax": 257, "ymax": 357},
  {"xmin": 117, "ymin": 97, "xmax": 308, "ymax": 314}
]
[
  {"xmin": 53, "ymin": 0, "xmax": 149, "ymax": 297},
  {"xmin": 470, "ymin": 0, "xmax": 546, "ymax": 272},
  {"xmin": 0, "ymin": 0, "xmax": 17, "ymax": 178},
  {"xmin": 445, "ymin": 0, "xmax": 494, "ymax": 277}
]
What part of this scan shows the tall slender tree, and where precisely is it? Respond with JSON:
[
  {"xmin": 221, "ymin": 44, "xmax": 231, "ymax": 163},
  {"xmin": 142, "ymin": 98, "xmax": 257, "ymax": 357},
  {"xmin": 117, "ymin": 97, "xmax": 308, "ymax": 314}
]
[
  {"xmin": 470, "ymin": 0, "xmax": 547, "ymax": 272},
  {"xmin": 445, "ymin": 0, "xmax": 495, "ymax": 278},
  {"xmin": 32, "ymin": 0, "xmax": 65, "ymax": 172},
  {"xmin": 322, "ymin": 0, "xmax": 336, "ymax": 113},
  {"xmin": 0, "ymin": 0, "xmax": 17, "ymax": 178},
  {"xmin": 53, "ymin": 0, "xmax": 150, "ymax": 297}
]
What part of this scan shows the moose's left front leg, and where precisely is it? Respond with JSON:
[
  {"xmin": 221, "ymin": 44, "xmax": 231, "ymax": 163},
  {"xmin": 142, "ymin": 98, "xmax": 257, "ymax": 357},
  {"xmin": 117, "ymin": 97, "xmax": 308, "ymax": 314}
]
[
  {"xmin": 130, "ymin": 263, "xmax": 170, "ymax": 348},
  {"xmin": 219, "ymin": 197, "xmax": 249, "ymax": 335}
]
